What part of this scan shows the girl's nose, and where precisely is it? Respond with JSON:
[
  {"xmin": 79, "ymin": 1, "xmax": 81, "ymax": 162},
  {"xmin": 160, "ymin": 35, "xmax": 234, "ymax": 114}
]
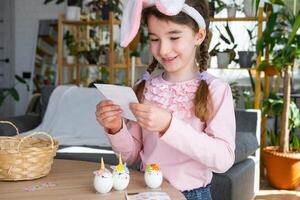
[{"xmin": 159, "ymin": 41, "xmax": 171, "ymax": 57}]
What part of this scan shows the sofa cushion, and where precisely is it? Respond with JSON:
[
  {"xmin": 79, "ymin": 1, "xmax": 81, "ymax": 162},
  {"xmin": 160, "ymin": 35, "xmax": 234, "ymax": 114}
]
[{"xmin": 234, "ymin": 132, "xmax": 258, "ymax": 164}]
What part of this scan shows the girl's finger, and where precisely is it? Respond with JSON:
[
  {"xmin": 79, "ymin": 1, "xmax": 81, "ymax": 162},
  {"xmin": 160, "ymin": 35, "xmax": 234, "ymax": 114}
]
[
  {"xmin": 102, "ymin": 115, "xmax": 120, "ymax": 124},
  {"xmin": 131, "ymin": 109, "xmax": 148, "ymax": 119},
  {"xmin": 130, "ymin": 103, "xmax": 151, "ymax": 112},
  {"xmin": 98, "ymin": 110, "xmax": 122, "ymax": 121},
  {"xmin": 98, "ymin": 100, "xmax": 113, "ymax": 108},
  {"xmin": 100, "ymin": 104, "xmax": 121, "ymax": 114}
]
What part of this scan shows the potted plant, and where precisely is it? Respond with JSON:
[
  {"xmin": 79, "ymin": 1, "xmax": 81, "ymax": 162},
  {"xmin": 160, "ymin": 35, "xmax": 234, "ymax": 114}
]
[
  {"xmin": 210, "ymin": 23, "xmax": 238, "ymax": 68},
  {"xmin": 257, "ymin": 0, "xmax": 300, "ymax": 189},
  {"xmin": 238, "ymin": 26, "xmax": 256, "ymax": 68},
  {"xmin": 63, "ymin": 30, "xmax": 78, "ymax": 64},
  {"xmin": 78, "ymin": 29, "xmax": 102, "ymax": 65},
  {"xmin": 44, "ymin": 0, "xmax": 82, "ymax": 20},
  {"xmin": 226, "ymin": 0, "xmax": 242, "ymax": 18},
  {"xmin": 82, "ymin": 0, "xmax": 123, "ymax": 20},
  {"xmin": 243, "ymin": 0, "xmax": 256, "ymax": 17}
]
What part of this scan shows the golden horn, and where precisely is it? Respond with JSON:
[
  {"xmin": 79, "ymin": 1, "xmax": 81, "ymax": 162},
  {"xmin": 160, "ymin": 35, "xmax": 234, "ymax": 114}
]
[
  {"xmin": 119, "ymin": 153, "xmax": 123, "ymax": 165},
  {"xmin": 100, "ymin": 157, "xmax": 105, "ymax": 170}
]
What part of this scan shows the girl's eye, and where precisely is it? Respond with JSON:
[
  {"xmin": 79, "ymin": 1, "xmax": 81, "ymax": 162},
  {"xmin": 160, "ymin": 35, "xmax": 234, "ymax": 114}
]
[
  {"xmin": 150, "ymin": 38, "xmax": 159, "ymax": 42},
  {"xmin": 170, "ymin": 37, "xmax": 180, "ymax": 40}
]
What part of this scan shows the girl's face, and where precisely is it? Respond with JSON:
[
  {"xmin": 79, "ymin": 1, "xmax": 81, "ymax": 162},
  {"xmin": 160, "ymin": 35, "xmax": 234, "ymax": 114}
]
[{"xmin": 147, "ymin": 15, "xmax": 204, "ymax": 80}]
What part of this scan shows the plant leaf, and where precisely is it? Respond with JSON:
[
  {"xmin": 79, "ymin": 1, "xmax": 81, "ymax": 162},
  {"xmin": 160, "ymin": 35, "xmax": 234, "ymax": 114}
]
[
  {"xmin": 44, "ymin": 0, "xmax": 54, "ymax": 4},
  {"xmin": 257, "ymin": 60, "xmax": 268, "ymax": 71},
  {"xmin": 216, "ymin": 27, "xmax": 230, "ymax": 45},
  {"xmin": 225, "ymin": 23, "xmax": 234, "ymax": 43},
  {"xmin": 288, "ymin": 11, "xmax": 300, "ymax": 45},
  {"xmin": 8, "ymin": 88, "xmax": 19, "ymax": 101},
  {"xmin": 0, "ymin": 91, "xmax": 4, "ymax": 107},
  {"xmin": 270, "ymin": 0, "xmax": 285, "ymax": 6},
  {"xmin": 15, "ymin": 75, "xmax": 26, "ymax": 84}
]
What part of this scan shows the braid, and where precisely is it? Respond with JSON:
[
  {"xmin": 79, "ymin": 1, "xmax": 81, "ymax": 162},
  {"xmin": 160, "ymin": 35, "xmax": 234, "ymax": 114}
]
[
  {"xmin": 196, "ymin": 33, "xmax": 210, "ymax": 70},
  {"xmin": 134, "ymin": 57, "xmax": 158, "ymax": 102},
  {"xmin": 194, "ymin": 31, "xmax": 212, "ymax": 121}
]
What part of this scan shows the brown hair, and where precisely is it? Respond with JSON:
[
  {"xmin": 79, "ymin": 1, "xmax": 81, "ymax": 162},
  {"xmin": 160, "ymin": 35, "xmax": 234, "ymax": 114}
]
[{"xmin": 134, "ymin": 0, "xmax": 212, "ymax": 121}]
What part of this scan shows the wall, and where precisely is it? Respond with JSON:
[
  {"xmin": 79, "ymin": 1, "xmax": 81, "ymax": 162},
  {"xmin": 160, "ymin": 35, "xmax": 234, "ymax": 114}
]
[{"xmin": 14, "ymin": 0, "xmax": 65, "ymax": 116}]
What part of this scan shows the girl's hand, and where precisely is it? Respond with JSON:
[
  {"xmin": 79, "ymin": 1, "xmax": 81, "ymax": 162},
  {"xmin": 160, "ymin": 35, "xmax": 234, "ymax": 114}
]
[
  {"xmin": 129, "ymin": 103, "xmax": 171, "ymax": 133},
  {"xmin": 96, "ymin": 100, "xmax": 123, "ymax": 134}
]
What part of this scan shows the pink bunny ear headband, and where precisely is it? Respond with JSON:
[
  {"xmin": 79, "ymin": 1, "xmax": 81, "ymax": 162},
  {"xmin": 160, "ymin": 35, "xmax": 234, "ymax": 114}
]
[{"xmin": 120, "ymin": 0, "xmax": 207, "ymax": 47}]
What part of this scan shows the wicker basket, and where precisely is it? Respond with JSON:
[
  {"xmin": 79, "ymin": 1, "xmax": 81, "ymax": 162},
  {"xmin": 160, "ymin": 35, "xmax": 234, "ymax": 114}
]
[{"xmin": 0, "ymin": 121, "xmax": 59, "ymax": 181}]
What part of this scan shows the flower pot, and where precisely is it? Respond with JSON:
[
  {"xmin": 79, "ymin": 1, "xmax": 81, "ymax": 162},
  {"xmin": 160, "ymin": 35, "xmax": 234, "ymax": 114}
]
[
  {"xmin": 264, "ymin": 65, "xmax": 280, "ymax": 76},
  {"xmin": 263, "ymin": 146, "xmax": 300, "ymax": 189},
  {"xmin": 227, "ymin": 6, "xmax": 237, "ymax": 18},
  {"xmin": 66, "ymin": 6, "xmax": 81, "ymax": 21},
  {"xmin": 217, "ymin": 52, "xmax": 230, "ymax": 68},
  {"xmin": 66, "ymin": 55, "xmax": 75, "ymax": 64},
  {"xmin": 243, "ymin": 0, "xmax": 256, "ymax": 17},
  {"xmin": 238, "ymin": 51, "xmax": 255, "ymax": 68}
]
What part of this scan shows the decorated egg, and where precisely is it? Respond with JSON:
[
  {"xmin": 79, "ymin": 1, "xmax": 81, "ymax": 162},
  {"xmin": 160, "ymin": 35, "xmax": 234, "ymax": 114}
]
[
  {"xmin": 144, "ymin": 164, "xmax": 163, "ymax": 189},
  {"xmin": 93, "ymin": 157, "xmax": 113, "ymax": 194},
  {"xmin": 111, "ymin": 154, "xmax": 130, "ymax": 191}
]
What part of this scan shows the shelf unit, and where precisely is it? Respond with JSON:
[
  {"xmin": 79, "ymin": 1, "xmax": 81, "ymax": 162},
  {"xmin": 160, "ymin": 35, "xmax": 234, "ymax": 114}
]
[
  {"xmin": 57, "ymin": 12, "xmax": 130, "ymax": 86},
  {"xmin": 208, "ymin": 8, "xmax": 266, "ymax": 110}
]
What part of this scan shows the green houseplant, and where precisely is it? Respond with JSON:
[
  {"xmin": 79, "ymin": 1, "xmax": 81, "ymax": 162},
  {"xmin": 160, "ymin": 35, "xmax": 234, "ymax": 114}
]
[
  {"xmin": 257, "ymin": 0, "xmax": 300, "ymax": 189},
  {"xmin": 64, "ymin": 30, "xmax": 78, "ymax": 64},
  {"xmin": 0, "ymin": 75, "xmax": 29, "ymax": 108}
]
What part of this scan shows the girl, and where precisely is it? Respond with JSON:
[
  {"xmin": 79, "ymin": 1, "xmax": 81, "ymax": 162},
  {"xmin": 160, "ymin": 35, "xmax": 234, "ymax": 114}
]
[{"xmin": 96, "ymin": 0, "xmax": 236, "ymax": 199}]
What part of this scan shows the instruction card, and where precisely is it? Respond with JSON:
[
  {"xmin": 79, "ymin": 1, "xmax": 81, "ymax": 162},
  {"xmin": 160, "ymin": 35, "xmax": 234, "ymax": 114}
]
[
  {"xmin": 94, "ymin": 84, "xmax": 139, "ymax": 121},
  {"xmin": 125, "ymin": 192, "xmax": 171, "ymax": 200}
]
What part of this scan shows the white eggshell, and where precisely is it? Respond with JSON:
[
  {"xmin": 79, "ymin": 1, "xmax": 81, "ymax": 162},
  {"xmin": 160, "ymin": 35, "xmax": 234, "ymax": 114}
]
[
  {"xmin": 113, "ymin": 171, "xmax": 130, "ymax": 191},
  {"xmin": 93, "ymin": 175, "xmax": 113, "ymax": 194},
  {"xmin": 144, "ymin": 171, "xmax": 163, "ymax": 189}
]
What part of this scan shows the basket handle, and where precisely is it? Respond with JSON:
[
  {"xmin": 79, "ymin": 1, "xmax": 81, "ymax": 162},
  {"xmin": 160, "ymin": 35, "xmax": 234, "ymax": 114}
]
[
  {"xmin": 0, "ymin": 121, "xmax": 19, "ymax": 135},
  {"xmin": 17, "ymin": 131, "xmax": 55, "ymax": 151}
]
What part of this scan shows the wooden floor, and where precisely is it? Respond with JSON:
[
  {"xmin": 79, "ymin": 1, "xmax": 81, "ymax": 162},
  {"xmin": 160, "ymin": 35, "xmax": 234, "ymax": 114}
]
[{"xmin": 254, "ymin": 176, "xmax": 300, "ymax": 200}]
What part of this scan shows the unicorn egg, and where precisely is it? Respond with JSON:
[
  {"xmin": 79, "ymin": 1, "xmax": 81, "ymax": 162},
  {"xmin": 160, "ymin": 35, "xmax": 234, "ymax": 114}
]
[
  {"xmin": 112, "ymin": 169, "xmax": 130, "ymax": 191},
  {"xmin": 144, "ymin": 164, "xmax": 163, "ymax": 189},
  {"xmin": 111, "ymin": 154, "xmax": 130, "ymax": 191},
  {"xmin": 93, "ymin": 168, "xmax": 113, "ymax": 194},
  {"xmin": 93, "ymin": 158, "xmax": 113, "ymax": 194}
]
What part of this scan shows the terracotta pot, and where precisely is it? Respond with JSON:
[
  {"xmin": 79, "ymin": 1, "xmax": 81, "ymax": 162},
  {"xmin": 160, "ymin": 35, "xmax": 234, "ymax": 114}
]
[
  {"xmin": 264, "ymin": 65, "xmax": 279, "ymax": 76},
  {"xmin": 263, "ymin": 146, "xmax": 300, "ymax": 189}
]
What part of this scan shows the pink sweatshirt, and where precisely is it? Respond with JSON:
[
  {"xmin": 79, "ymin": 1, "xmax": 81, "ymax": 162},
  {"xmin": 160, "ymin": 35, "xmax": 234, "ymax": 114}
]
[{"xmin": 106, "ymin": 73, "xmax": 236, "ymax": 191}]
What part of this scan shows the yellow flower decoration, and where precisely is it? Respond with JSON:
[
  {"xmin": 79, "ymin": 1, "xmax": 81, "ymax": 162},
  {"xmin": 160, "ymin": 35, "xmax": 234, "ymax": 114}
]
[{"xmin": 116, "ymin": 164, "xmax": 125, "ymax": 172}]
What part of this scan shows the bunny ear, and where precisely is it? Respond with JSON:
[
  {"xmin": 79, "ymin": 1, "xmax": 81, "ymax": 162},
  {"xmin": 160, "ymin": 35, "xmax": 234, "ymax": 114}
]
[
  {"xmin": 155, "ymin": 0, "xmax": 185, "ymax": 15},
  {"xmin": 120, "ymin": 0, "xmax": 144, "ymax": 47}
]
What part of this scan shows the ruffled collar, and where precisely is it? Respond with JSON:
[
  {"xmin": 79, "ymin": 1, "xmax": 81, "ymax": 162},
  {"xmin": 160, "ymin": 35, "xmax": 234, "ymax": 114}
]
[{"xmin": 144, "ymin": 74, "xmax": 200, "ymax": 118}]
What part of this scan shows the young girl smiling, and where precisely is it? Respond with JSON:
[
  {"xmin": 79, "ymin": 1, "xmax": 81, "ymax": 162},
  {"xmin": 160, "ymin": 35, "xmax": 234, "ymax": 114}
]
[{"xmin": 96, "ymin": 0, "xmax": 236, "ymax": 199}]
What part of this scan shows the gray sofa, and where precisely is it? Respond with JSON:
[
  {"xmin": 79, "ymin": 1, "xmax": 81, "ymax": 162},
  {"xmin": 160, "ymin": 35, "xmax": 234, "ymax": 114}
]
[{"xmin": 0, "ymin": 86, "xmax": 260, "ymax": 200}]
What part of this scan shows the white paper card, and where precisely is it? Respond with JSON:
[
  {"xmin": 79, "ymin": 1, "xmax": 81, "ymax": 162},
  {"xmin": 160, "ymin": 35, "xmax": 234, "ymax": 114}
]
[
  {"xmin": 125, "ymin": 192, "xmax": 171, "ymax": 200},
  {"xmin": 94, "ymin": 84, "xmax": 139, "ymax": 121}
]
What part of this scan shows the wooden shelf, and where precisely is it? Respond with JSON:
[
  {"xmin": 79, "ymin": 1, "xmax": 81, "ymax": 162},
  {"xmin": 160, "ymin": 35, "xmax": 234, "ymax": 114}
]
[
  {"xmin": 63, "ymin": 63, "xmax": 129, "ymax": 69},
  {"xmin": 62, "ymin": 19, "xmax": 120, "ymax": 26},
  {"xmin": 210, "ymin": 16, "xmax": 267, "ymax": 22},
  {"xmin": 58, "ymin": 12, "xmax": 130, "ymax": 86}
]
